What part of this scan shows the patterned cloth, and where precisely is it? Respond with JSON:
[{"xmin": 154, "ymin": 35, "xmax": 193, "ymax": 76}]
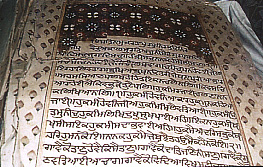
[{"xmin": 59, "ymin": 4, "xmax": 215, "ymax": 63}]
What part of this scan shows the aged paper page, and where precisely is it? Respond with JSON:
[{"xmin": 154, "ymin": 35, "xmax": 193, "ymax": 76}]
[{"xmin": 37, "ymin": 34, "xmax": 249, "ymax": 166}]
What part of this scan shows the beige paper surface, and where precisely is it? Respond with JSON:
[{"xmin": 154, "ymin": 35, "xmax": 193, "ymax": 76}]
[{"xmin": 37, "ymin": 36, "xmax": 249, "ymax": 166}]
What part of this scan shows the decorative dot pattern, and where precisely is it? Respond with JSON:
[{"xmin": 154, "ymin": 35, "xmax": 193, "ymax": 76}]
[
  {"xmin": 1, "ymin": 0, "xmax": 64, "ymax": 166},
  {"xmin": 194, "ymin": 1, "xmax": 263, "ymax": 165}
]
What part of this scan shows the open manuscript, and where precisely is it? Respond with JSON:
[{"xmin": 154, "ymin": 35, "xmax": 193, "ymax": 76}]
[{"xmin": 1, "ymin": 0, "xmax": 263, "ymax": 166}]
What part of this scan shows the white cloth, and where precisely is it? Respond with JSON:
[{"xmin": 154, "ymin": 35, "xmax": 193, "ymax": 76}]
[{"xmin": 215, "ymin": 1, "xmax": 263, "ymax": 77}]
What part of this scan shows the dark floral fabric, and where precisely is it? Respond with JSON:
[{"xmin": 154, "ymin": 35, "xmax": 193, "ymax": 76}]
[{"xmin": 59, "ymin": 4, "xmax": 214, "ymax": 63}]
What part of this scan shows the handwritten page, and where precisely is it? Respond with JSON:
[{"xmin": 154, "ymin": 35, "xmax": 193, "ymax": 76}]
[{"xmin": 37, "ymin": 36, "xmax": 249, "ymax": 166}]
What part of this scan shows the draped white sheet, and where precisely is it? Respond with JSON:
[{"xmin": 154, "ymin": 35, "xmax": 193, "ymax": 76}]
[{"xmin": 215, "ymin": 1, "xmax": 263, "ymax": 78}]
